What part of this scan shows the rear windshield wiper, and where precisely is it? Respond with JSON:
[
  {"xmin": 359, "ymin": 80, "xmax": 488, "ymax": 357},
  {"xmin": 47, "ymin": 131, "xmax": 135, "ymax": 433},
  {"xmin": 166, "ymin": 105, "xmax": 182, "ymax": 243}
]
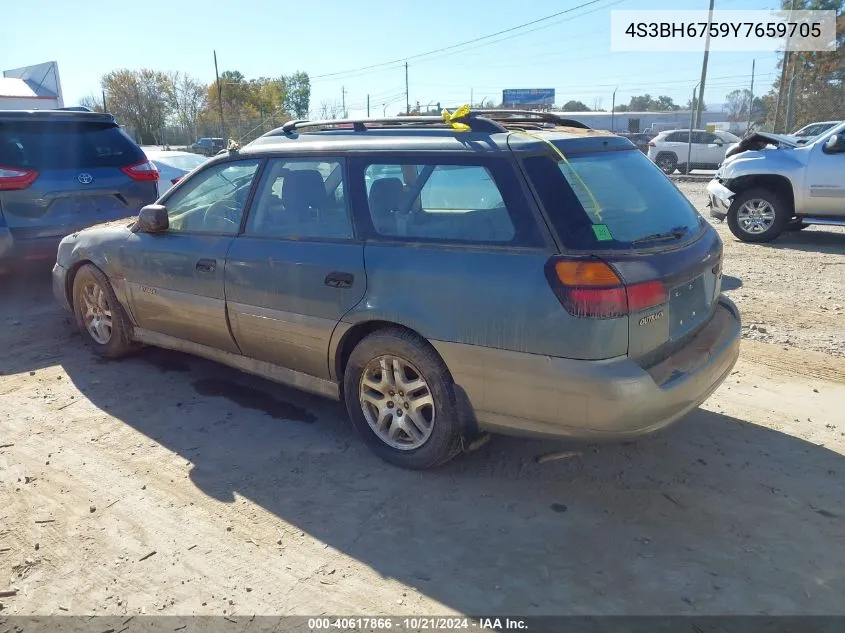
[{"xmin": 631, "ymin": 226, "xmax": 689, "ymax": 246}]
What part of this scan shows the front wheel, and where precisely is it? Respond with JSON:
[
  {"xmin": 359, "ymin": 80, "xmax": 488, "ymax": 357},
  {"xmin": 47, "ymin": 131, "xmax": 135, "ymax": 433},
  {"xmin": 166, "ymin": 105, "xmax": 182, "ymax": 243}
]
[
  {"xmin": 727, "ymin": 188, "xmax": 789, "ymax": 243},
  {"xmin": 343, "ymin": 329, "xmax": 463, "ymax": 469},
  {"xmin": 72, "ymin": 264, "xmax": 136, "ymax": 358}
]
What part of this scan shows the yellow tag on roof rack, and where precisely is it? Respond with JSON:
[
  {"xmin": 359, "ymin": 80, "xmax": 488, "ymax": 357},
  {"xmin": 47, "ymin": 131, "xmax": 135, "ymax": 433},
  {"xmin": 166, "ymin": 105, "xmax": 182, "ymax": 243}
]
[{"xmin": 441, "ymin": 104, "xmax": 471, "ymax": 132}]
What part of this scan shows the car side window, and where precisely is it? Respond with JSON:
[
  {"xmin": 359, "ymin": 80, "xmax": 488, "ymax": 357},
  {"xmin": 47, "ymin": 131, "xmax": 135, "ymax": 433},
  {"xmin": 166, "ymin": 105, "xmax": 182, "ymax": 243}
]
[
  {"xmin": 245, "ymin": 158, "xmax": 352, "ymax": 240},
  {"xmin": 702, "ymin": 133, "xmax": 720, "ymax": 144},
  {"xmin": 363, "ymin": 162, "xmax": 522, "ymax": 244},
  {"xmin": 668, "ymin": 131, "xmax": 689, "ymax": 143},
  {"xmin": 164, "ymin": 160, "xmax": 260, "ymax": 234}
]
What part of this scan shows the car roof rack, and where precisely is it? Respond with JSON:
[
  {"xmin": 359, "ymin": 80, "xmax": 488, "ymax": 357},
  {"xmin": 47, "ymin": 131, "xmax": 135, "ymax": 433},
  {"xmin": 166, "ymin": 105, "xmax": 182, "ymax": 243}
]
[
  {"xmin": 467, "ymin": 109, "xmax": 591, "ymax": 130},
  {"xmin": 277, "ymin": 114, "xmax": 507, "ymax": 135}
]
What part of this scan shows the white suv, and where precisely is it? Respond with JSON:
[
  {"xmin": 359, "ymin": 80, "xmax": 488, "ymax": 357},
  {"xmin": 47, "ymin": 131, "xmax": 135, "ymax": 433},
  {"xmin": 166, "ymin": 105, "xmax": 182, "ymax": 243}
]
[{"xmin": 647, "ymin": 129, "xmax": 740, "ymax": 174}]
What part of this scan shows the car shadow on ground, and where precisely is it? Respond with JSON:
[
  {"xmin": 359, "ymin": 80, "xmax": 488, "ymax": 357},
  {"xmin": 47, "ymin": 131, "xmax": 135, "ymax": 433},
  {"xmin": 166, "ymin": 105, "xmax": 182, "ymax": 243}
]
[
  {"xmin": 720, "ymin": 275, "xmax": 742, "ymax": 291},
  {"xmin": 742, "ymin": 229, "xmax": 845, "ymax": 255},
  {"xmin": 2, "ymin": 269, "xmax": 844, "ymax": 614}
]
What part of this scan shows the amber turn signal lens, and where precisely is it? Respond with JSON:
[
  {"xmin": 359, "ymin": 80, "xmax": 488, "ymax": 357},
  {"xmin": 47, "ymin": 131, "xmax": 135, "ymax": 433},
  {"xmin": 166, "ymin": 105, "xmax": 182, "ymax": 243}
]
[{"xmin": 554, "ymin": 260, "xmax": 621, "ymax": 287}]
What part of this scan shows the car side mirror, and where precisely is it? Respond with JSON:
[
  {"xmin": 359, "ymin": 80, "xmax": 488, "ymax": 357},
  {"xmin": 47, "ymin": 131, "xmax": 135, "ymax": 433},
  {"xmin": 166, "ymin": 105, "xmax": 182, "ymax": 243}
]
[
  {"xmin": 714, "ymin": 140, "xmax": 724, "ymax": 146},
  {"xmin": 823, "ymin": 134, "xmax": 845, "ymax": 154},
  {"xmin": 132, "ymin": 204, "xmax": 169, "ymax": 233}
]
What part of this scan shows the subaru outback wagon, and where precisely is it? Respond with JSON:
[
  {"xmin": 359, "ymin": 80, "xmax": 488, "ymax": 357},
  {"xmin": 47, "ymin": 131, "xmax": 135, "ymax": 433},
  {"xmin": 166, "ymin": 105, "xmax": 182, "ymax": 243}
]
[
  {"xmin": 0, "ymin": 110, "xmax": 158, "ymax": 270},
  {"xmin": 53, "ymin": 111, "xmax": 741, "ymax": 469}
]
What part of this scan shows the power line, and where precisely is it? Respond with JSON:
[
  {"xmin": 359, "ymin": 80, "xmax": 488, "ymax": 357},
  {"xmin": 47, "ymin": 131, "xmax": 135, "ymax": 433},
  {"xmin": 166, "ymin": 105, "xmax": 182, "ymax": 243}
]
[{"xmin": 310, "ymin": 0, "xmax": 608, "ymax": 80}]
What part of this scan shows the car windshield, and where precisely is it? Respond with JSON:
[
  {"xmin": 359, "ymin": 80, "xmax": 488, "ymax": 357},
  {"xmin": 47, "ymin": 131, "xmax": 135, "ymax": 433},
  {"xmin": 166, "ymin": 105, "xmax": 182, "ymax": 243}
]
[
  {"xmin": 524, "ymin": 147, "xmax": 704, "ymax": 250},
  {"xmin": 794, "ymin": 123, "xmax": 834, "ymax": 137}
]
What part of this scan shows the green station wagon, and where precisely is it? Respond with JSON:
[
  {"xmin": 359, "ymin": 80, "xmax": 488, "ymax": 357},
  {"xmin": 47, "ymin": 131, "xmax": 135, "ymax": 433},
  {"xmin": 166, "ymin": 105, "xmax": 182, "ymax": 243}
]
[{"xmin": 53, "ymin": 111, "xmax": 741, "ymax": 469}]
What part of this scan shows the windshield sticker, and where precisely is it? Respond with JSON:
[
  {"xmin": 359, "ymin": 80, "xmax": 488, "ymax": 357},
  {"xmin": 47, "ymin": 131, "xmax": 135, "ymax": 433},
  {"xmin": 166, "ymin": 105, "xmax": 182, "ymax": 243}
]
[{"xmin": 592, "ymin": 224, "xmax": 613, "ymax": 241}]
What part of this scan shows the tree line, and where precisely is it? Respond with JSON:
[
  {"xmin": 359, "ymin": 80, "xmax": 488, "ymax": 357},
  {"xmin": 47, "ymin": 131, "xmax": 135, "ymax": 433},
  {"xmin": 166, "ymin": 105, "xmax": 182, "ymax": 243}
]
[{"xmin": 80, "ymin": 69, "xmax": 311, "ymax": 145}]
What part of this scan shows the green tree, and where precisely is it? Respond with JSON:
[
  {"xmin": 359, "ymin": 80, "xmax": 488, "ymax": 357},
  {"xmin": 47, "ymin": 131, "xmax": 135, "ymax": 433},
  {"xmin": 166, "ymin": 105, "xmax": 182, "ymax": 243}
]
[
  {"xmin": 285, "ymin": 71, "xmax": 311, "ymax": 118},
  {"xmin": 765, "ymin": 0, "xmax": 844, "ymax": 131},
  {"xmin": 101, "ymin": 69, "xmax": 171, "ymax": 144},
  {"xmin": 561, "ymin": 100, "xmax": 590, "ymax": 111}
]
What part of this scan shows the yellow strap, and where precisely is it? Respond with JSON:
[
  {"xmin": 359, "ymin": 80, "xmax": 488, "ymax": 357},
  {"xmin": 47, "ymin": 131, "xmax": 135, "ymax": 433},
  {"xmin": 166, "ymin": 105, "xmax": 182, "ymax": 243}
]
[
  {"xmin": 510, "ymin": 128, "xmax": 603, "ymax": 223},
  {"xmin": 441, "ymin": 104, "xmax": 471, "ymax": 132}
]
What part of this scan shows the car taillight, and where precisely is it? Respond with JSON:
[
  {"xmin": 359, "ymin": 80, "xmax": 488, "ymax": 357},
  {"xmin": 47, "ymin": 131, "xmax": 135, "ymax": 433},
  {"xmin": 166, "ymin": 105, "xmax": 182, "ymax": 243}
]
[
  {"xmin": 546, "ymin": 258, "xmax": 666, "ymax": 319},
  {"xmin": 647, "ymin": 140, "xmax": 656, "ymax": 147},
  {"xmin": 0, "ymin": 165, "xmax": 38, "ymax": 191},
  {"xmin": 121, "ymin": 160, "xmax": 159, "ymax": 182},
  {"xmin": 170, "ymin": 176, "xmax": 183, "ymax": 185}
]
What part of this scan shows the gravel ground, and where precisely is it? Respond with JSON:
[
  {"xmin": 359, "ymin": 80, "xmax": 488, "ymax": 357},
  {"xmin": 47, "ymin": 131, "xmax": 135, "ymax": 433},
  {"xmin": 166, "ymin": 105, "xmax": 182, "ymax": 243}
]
[
  {"xmin": 676, "ymin": 180, "xmax": 845, "ymax": 357},
  {"xmin": 1, "ymin": 180, "xmax": 844, "ymax": 618}
]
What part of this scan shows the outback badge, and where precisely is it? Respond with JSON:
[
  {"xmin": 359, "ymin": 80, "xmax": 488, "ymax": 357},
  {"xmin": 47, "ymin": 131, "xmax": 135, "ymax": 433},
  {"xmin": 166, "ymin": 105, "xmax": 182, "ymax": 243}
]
[{"xmin": 639, "ymin": 310, "xmax": 664, "ymax": 326}]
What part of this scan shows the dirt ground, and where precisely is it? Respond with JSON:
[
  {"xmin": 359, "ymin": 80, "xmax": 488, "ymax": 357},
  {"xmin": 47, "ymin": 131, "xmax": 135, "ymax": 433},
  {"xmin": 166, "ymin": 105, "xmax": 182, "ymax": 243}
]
[{"xmin": 1, "ymin": 181, "xmax": 844, "ymax": 617}]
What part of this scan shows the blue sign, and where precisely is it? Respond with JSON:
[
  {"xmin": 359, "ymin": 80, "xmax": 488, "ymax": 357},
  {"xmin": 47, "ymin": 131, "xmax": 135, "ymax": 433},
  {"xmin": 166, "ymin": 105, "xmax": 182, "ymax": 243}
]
[{"xmin": 502, "ymin": 89, "xmax": 555, "ymax": 106}]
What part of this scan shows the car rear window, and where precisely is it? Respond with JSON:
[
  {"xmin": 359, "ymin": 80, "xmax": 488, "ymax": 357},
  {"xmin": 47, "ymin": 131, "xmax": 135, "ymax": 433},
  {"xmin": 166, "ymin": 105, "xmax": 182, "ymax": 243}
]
[
  {"xmin": 523, "ymin": 148, "xmax": 704, "ymax": 250},
  {"xmin": 0, "ymin": 121, "xmax": 145, "ymax": 170}
]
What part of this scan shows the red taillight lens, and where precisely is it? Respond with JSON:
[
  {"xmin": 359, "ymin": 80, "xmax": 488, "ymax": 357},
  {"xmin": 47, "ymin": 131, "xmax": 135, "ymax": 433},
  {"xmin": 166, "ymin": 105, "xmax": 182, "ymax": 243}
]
[
  {"xmin": 627, "ymin": 280, "xmax": 667, "ymax": 313},
  {"xmin": 565, "ymin": 287, "xmax": 628, "ymax": 318},
  {"xmin": 121, "ymin": 160, "xmax": 159, "ymax": 182},
  {"xmin": 547, "ymin": 258, "xmax": 666, "ymax": 319},
  {"xmin": 170, "ymin": 176, "xmax": 183, "ymax": 185},
  {"xmin": 0, "ymin": 165, "xmax": 38, "ymax": 191}
]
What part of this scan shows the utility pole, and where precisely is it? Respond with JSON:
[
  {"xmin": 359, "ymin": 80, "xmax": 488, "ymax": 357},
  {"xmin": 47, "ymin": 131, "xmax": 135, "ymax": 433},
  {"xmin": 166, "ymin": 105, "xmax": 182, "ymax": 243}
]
[
  {"xmin": 367, "ymin": 94, "xmax": 370, "ymax": 117},
  {"xmin": 695, "ymin": 0, "xmax": 715, "ymax": 128},
  {"xmin": 687, "ymin": 82, "xmax": 700, "ymax": 173},
  {"xmin": 746, "ymin": 59, "xmax": 755, "ymax": 134},
  {"xmin": 404, "ymin": 62, "xmax": 410, "ymax": 115},
  {"xmin": 102, "ymin": 90, "xmax": 108, "ymax": 113},
  {"xmin": 213, "ymin": 50, "xmax": 225, "ymax": 140},
  {"xmin": 470, "ymin": 88, "xmax": 474, "ymax": 107},
  {"xmin": 773, "ymin": 0, "xmax": 797, "ymax": 133},
  {"xmin": 341, "ymin": 86, "xmax": 347, "ymax": 118},
  {"xmin": 785, "ymin": 71, "xmax": 798, "ymax": 133},
  {"xmin": 611, "ymin": 86, "xmax": 618, "ymax": 132}
]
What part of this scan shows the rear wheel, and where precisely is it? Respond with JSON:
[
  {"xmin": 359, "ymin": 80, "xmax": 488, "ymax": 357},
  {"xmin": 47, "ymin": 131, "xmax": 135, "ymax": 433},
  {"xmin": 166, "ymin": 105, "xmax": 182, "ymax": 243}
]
[
  {"xmin": 72, "ymin": 264, "xmax": 135, "ymax": 358},
  {"xmin": 727, "ymin": 188, "xmax": 788, "ymax": 243},
  {"xmin": 655, "ymin": 153, "xmax": 677, "ymax": 174},
  {"xmin": 343, "ymin": 328, "xmax": 463, "ymax": 469}
]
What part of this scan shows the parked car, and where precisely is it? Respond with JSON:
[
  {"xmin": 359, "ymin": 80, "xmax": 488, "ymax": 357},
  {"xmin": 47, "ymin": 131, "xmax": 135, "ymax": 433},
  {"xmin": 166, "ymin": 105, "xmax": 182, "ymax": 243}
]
[
  {"xmin": 618, "ymin": 132, "xmax": 652, "ymax": 153},
  {"xmin": 647, "ymin": 129, "xmax": 741, "ymax": 174},
  {"xmin": 191, "ymin": 137, "xmax": 225, "ymax": 156},
  {"xmin": 707, "ymin": 121, "xmax": 845, "ymax": 242},
  {"xmin": 53, "ymin": 112, "xmax": 740, "ymax": 469},
  {"xmin": 788, "ymin": 120, "xmax": 842, "ymax": 144},
  {"xmin": 0, "ymin": 109, "xmax": 158, "ymax": 271},
  {"xmin": 143, "ymin": 149, "xmax": 208, "ymax": 197}
]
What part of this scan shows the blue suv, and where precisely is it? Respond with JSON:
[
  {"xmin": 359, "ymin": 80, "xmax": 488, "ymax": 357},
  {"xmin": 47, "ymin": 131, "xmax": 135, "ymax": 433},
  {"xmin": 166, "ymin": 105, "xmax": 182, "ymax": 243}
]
[
  {"xmin": 0, "ymin": 110, "xmax": 158, "ymax": 270},
  {"xmin": 52, "ymin": 111, "xmax": 741, "ymax": 469}
]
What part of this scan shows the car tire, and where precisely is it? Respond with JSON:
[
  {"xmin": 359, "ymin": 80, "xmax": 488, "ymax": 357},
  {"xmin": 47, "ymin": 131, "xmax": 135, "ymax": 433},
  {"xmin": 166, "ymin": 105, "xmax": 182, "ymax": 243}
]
[
  {"xmin": 72, "ymin": 264, "xmax": 136, "ymax": 359},
  {"xmin": 655, "ymin": 153, "xmax": 677, "ymax": 174},
  {"xmin": 727, "ymin": 188, "xmax": 789, "ymax": 243},
  {"xmin": 343, "ymin": 328, "xmax": 463, "ymax": 470}
]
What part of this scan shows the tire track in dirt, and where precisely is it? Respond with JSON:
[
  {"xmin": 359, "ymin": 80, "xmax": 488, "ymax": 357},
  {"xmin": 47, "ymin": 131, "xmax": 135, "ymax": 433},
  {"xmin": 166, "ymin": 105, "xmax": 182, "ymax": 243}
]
[{"xmin": 739, "ymin": 340, "xmax": 845, "ymax": 384}]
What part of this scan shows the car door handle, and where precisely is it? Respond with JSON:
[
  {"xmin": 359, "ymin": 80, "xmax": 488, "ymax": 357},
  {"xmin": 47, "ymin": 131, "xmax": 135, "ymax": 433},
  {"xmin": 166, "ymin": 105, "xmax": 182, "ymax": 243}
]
[
  {"xmin": 325, "ymin": 271, "xmax": 354, "ymax": 289},
  {"xmin": 196, "ymin": 259, "xmax": 216, "ymax": 273}
]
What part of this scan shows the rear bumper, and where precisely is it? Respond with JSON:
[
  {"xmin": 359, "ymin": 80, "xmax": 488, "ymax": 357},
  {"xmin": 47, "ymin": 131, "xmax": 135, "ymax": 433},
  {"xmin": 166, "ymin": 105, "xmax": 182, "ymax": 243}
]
[
  {"xmin": 433, "ymin": 296, "xmax": 741, "ymax": 440},
  {"xmin": 707, "ymin": 179, "xmax": 735, "ymax": 220},
  {"xmin": 0, "ymin": 229, "xmax": 62, "ymax": 264}
]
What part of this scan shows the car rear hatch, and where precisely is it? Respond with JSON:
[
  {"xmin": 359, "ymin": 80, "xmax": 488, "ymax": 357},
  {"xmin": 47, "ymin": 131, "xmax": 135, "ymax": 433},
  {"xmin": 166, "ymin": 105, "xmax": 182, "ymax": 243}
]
[
  {"xmin": 0, "ymin": 115, "xmax": 157, "ymax": 249},
  {"xmin": 519, "ymin": 140, "xmax": 723, "ymax": 365}
]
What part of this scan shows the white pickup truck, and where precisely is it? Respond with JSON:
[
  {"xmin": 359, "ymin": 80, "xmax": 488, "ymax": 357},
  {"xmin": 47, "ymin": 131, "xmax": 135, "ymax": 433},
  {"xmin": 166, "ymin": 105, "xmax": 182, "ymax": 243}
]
[{"xmin": 707, "ymin": 121, "xmax": 845, "ymax": 242}]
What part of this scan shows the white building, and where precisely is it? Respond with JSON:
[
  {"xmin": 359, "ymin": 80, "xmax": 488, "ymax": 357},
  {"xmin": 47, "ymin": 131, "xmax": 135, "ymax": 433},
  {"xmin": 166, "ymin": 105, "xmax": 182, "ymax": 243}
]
[
  {"xmin": 558, "ymin": 109, "xmax": 730, "ymax": 133},
  {"xmin": 0, "ymin": 61, "xmax": 64, "ymax": 110}
]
